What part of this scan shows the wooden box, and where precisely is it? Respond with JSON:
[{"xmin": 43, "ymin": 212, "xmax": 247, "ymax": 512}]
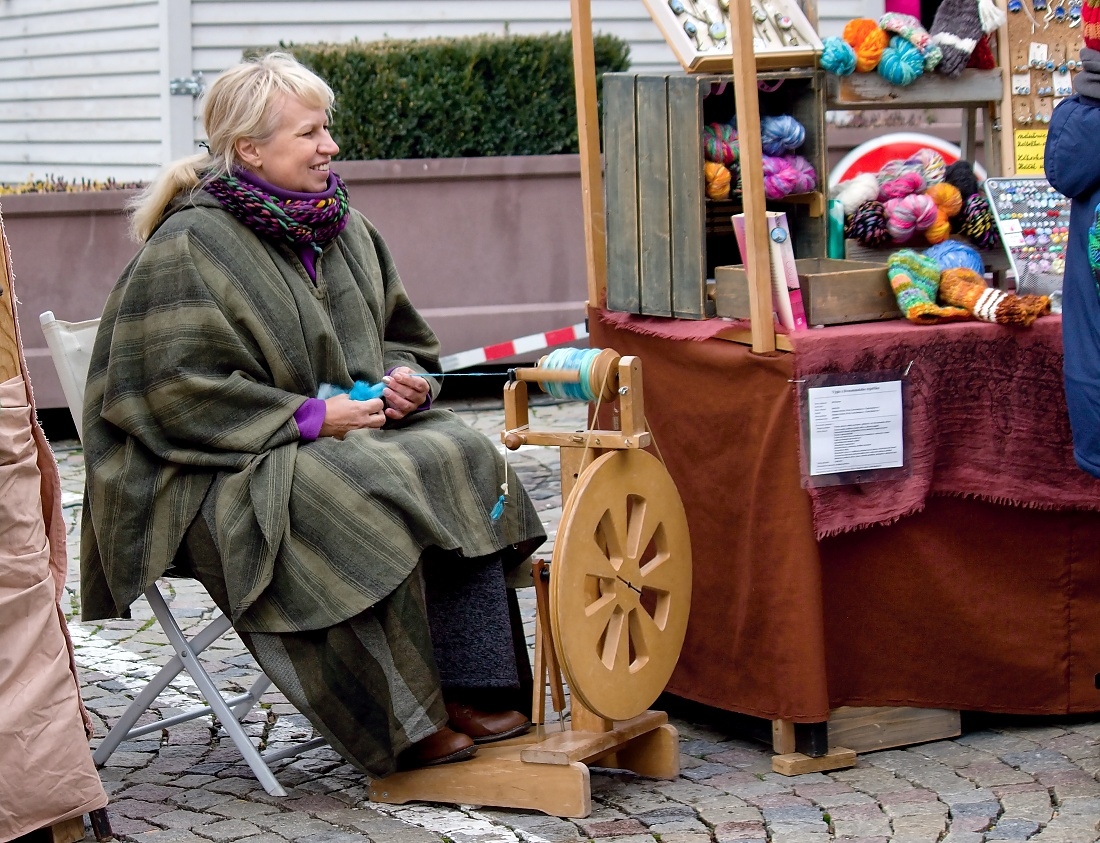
[
  {"xmin": 713, "ymin": 258, "xmax": 897, "ymax": 326},
  {"xmin": 639, "ymin": 0, "xmax": 823, "ymax": 73},
  {"xmin": 603, "ymin": 69, "xmax": 827, "ymax": 320}
]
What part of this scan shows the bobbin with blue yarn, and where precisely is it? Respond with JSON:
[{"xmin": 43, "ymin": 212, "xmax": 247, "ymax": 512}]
[{"xmin": 510, "ymin": 347, "xmax": 620, "ymax": 404}]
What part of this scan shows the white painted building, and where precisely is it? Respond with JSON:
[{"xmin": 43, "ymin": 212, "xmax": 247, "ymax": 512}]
[{"xmin": 0, "ymin": 0, "xmax": 882, "ymax": 184}]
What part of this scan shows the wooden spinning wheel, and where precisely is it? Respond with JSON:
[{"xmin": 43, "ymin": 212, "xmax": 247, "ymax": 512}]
[{"xmin": 550, "ymin": 449, "xmax": 692, "ymax": 722}]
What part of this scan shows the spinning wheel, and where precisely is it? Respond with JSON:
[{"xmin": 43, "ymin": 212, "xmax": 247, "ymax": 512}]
[{"xmin": 550, "ymin": 449, "xmax": 692, "ymax": 722}]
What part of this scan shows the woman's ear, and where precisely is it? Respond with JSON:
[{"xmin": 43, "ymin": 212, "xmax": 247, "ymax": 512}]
[{"xmin": 235, "ymin": 137, "xmax": 262, "ymax": 169}]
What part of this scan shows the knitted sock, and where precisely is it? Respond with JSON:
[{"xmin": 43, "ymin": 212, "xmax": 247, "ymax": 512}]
[
  {"xmin": 930, "ymin": 0, "xmax": 1004, "ymax": 76},
  {"xmin": 938, "ymin": 268, "xmax": 1051, "ymax": 327},
  {"xmin": 880, "ymin": 12, "xmax": 943, "ymax": 70},
  {"xmin": 888, "ymin": 249, "xmax": 971, "ymax": 323}
]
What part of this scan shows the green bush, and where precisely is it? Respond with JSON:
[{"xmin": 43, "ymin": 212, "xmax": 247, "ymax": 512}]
[{"xmin": 277, "ymin": 32, "xmax": 630, "ymax": 160}]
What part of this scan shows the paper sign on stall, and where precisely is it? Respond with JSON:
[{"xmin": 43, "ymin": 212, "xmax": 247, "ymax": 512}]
[{"xmin": 807, "ymin": 380, "xmax": 904, "ymax": 475}]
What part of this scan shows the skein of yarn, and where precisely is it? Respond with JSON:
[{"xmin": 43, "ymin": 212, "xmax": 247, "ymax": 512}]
[
  {"xmin": 704, "ymin": 162, "xmax": 732, "ymax": 201},
  {"xmin": 877, "ymin": 158, "xmax": 926, "ymax": 187},
  {"xmin": 878, "ymin": 36, "xmax": 925, "ymax": 86},
  {"xmin": 924, "ymin": 240, "xmax": 985, "ymax": 275},
  {"xmin": 923, "ymin": 182, "xmax": 964, "ymax": 244},
  {"xmin": 943, "ymin": 159, "xmax": 981, "ymax": 199},
  {"xmin": 843, "ymin": 18, "xmax": 890, "ymax": 72},
  {"xmin": 819, "ymin": 36, "xmax": 858, "ymax": 75},
  {"xmin": 833, "ymin": 173, "xmax": 880, "ymax": 215},
  {"xmin": 703, "ymin": 123, "xmax": 739, "ymax": 166},
  {"xmin": 884, "ymin": 193, "xmax": 938, "ymax": 242},
  {"xmin": 960, "ymin": 193, "xmax": 999, "ymax": 249},
  {"xmin": 762, "ymin": 155, "xmax": 817, "ymax": 199},
  {"xmin": 878, "ymin": 170, "xmax": 926, "ymax": 201},
  {"xmin": 845, "ymin": 200, "xmax": 890, "ymax": 247},
  {"xmin": 905, "ymin": 148, "xmax": 947, "ymax": 185},
  {"xmin": 760, "ymin": 115, "xmax": 806, "ymax": 156}
]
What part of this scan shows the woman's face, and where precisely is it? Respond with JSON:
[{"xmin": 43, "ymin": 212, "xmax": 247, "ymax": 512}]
[{"xmin": 237, "ymin": 94, "xmax": 339, "ymax": 193}]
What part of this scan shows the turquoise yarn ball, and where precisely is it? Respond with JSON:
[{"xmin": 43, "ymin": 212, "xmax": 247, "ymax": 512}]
[
  {"xmin": 819, "ymin": 36, "xmax": 857, "ymax": 76},
  {"xmin": 877, "ymin": 36, "xmax": 924, "ymax": 87}
]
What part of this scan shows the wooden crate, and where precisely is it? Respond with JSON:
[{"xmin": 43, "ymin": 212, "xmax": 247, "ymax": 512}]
[
  {"xmin": 604, "ymin": 69, "xmax": 828, "ymax": 320},
  {"xmin": 714, "ymin": 258, "xmax": 896, "ymax": 326}
]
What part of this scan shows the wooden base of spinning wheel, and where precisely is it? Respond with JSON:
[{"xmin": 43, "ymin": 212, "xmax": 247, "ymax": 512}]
[
  {"xmin": 368, "ymin": 351, "xmax": 690, "ymax": 818},
  {"xmin": 368, "ymin": 714, "xmax": 679, "ymax": 818}
]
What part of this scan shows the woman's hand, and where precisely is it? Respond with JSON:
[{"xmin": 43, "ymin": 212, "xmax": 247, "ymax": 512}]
[
  {"xmin": 319, "ymin": 395, "xmax": 386, "ymax": 438},
  {"xmin": 382, "ymin": 367, "xmax": 430, "ymax": 420}
]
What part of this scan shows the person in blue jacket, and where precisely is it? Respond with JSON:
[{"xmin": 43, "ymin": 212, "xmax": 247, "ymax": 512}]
[{"xmin": 1044, "ymin": 29, "xmax": 1100, "ymax": 478}]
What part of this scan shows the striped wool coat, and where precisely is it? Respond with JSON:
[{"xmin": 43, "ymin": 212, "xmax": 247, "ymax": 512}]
[{"xmin": 80, "ymin": 189, "xmax": 545, "ymax": 634}]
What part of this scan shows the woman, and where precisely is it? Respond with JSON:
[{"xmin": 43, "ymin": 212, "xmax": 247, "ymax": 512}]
[
  {"xmin": 80, "ymin": 52, "xmax": 546, "ymax": 775},
  {"xmin": 1045, "ymin": 17, "xmax": 1100, "ymax": 479}
]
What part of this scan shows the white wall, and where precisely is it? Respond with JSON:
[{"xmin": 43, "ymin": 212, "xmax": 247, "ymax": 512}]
[{"xmin": 0, "ymin": 0, "xmax": 883, "ymax": 183}]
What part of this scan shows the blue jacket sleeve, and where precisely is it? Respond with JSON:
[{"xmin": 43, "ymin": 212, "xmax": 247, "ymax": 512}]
[{"xmin": 1046, "ymin": 96, "xmax": 1100, "ymax": 201}]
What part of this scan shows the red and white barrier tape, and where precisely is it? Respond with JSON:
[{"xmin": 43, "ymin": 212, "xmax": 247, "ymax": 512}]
[{"xmin": 439, "ymin": 322, "xmax": 589, "ymax": 372}]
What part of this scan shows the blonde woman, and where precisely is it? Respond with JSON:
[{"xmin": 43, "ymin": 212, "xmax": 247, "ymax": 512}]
[{"xmin": 81, "ymin": 52, "xmax": 543, "ymax": 775}]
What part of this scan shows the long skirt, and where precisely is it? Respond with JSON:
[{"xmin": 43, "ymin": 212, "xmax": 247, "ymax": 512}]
[{"xmin": 182, "ymin": 512, "xmax": 528, "ymax": 778}]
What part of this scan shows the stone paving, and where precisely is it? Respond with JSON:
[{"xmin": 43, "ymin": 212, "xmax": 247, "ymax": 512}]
[{"xmin": 52, "ymin": 397, "xmax": 1100, "ymax": 843}]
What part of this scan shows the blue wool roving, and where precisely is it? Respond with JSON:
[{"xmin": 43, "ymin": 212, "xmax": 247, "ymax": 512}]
[
  {"xmin": 877, "ymin": 36, "xmax": 924, "ymax": 87},
  {"xmin": 760, "ymin": 115, "xmax": 806, "ymax": 156},
  {"xmin": 317, "ymin": 380, "xmax": 387, "ymax": 401},
  {"xmin": 819, "ymin": 36, "xmax": 857, "ymax": 76},
  {"xmin": 924, "ymin": 240, "xmax": 985, "ymax": 275}
]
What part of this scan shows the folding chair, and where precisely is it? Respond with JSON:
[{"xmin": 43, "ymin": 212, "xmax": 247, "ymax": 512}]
[{"xmin": 40, "ymin": 310, "xmax": 324, "ymax": 797}]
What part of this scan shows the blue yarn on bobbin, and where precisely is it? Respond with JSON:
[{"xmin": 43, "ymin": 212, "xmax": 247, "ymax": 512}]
[
  {"xmin": 924, "ymin": 240, "xmax": 985, "ymax": 275},
  {"xmin": 819, "ymin": 36, "xmax": 857, "ymax": 76},
  {"xmin": 760, "ymin": 115, "xmax": 806, "ymax": 156},
  {"xmin": 877, "ymin": 36, "xmax": 925, "ymax": 87}
]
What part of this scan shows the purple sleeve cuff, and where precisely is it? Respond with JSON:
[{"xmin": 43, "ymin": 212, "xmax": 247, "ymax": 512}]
[
  {"xmin": 385, "ymin": 367, "xmax": 432, "ymax": 412},
  {"xmin": 294, "ymin": 397, "xmax": 326, "ymax": 441}
]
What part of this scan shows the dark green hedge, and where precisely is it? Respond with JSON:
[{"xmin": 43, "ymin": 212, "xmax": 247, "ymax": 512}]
[{"xmin": 274, "ymin": 32, "xmax": 630, "ymax": 160}]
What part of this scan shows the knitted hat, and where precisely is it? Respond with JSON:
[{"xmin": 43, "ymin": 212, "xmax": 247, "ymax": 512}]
[
  {"xmin": 887, "ymin": 249, "xmax": 971, "ymax": 323},
  {"xmin": 880, "ymin": 12, "xmax": 943, "ymax": 70},
  {"xmin": 1085, "ymin": 0, "xmax": 1100, "ymax": 52},
  {"xmin": 930, "ymin": 0, "xmax": 1006, "ymax": 77},
  {"xmin": 938, "ymin": 268, "xmax": 1051, "ymax": 327}
]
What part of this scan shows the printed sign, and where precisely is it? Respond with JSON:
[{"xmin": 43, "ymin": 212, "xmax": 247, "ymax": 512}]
[{"xmin": 1014, "ymin": 129, "xmax": 1048, "ymax": 176}]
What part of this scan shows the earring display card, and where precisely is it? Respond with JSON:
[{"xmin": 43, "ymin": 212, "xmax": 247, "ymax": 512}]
[
  {"xmin": 984, "ymin": 176, "xmax": 1069, "ymax": 305},
  {"xmin": 640, "ymin": 0, "xmax": 823, "ymax": 72}
]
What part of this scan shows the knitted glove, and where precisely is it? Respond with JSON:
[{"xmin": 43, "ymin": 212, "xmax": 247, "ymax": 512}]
[
  {"xmin": 888, "ymin": 250, "xmax": 972, "ymax": 323},
  {"xmin": 938, "ymin": 268, "xmax": 1051, "ymax": 327}
]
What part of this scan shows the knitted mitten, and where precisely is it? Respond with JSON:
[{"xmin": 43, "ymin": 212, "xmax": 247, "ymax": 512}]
[
  {"xmin": 938, "ymin": 268, "xmax": 1051, "ymax": 327},
  {"xmin": 888, "ymin": 249, "xmax": 971, "ymax": 323},
  {"xmin": 880, "ymin": 12, "xmax": 943, "ymax": 71},
  {"xmin": 930, "ymin": 0, "xmax": 1005, "ymax": 77}
]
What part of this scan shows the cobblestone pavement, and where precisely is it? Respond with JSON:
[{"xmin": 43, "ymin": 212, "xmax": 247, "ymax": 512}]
[{"xmin": 55, "ymin": 398, "xmax": 1100, "ymax": 843}]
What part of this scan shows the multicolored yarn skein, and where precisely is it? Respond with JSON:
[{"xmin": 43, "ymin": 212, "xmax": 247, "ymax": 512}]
[
  {"xmin": 760, "ymin": 115, "xmax": 806, "ymax": 156},
  {"xmin": 960, "ymin": 193, "xmax": 999, "ymax": 249},
  {"xmin": 905, "ymin": 148, "xmax": 946, "ymax": 186},
  {"xmin": 878, "ymin": 36, "xmax": 925, "ymax": 86},
  {"xmin": 843, "ymin": 18, "xmax": 890, "ymax": 72},
  {"xmin": 879, "ymin": 12, "xmax": 943, "ymax": 71},
  {"xmin": 819, "ymin": 36, "xmax": 858, "ymax": 75},
  {"xmin": 884, "ymin": 194, "xmax": 938, "ymax": 242},
  {"xmin": 878, "ymin": 170, "xmax": 926, "ymax": 201},
  {"xmin": 887, "ymin": 249, "xmax": 971, "ymax": 323},
  {"xmin": 923, "ymin": 183, "xmax": 963, "ymax": 244},
  {"xmin": 845, "ymin": 200, "xmax": 890, "ymax": 247},
  {"xmin": 762, "ymin": 155, "xmax": 817, "ymax": 199},
  {"xmin": 939, "ymin": 268, "xmax": 1050, "ymax": 327},
  {"xmin": 703, "ymin": 122, "xmax": 739, "ymax": 166}
]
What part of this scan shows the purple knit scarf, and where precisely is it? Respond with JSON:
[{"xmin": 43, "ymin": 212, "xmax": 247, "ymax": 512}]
[{"xmin": 203, "ymin": 170, "xmax": 350, "ymax": 256}]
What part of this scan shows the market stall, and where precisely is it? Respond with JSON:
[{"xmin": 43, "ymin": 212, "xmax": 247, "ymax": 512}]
[{"xmin": 567, "ymin": 0, "xmax": 1096, "ymax": 772}]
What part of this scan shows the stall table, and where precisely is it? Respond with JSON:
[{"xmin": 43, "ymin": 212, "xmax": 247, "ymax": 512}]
[{"xmin": 590, "ymin": 309, "xmax": 1100, "ymax": 746}]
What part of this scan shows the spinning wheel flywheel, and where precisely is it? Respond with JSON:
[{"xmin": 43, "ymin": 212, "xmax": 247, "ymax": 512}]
[{"xmin": 549, "ymin": 448, "xmax": 692, "ymax": 722}]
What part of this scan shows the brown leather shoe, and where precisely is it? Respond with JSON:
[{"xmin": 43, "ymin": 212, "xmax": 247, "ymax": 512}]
[
  {"xmin": 397, "ymin": 726, "xmax": 477, "ymax": 770},
  {"xmin": 445, "ymin": 702, "xmax": 533, "ymax": 744}
]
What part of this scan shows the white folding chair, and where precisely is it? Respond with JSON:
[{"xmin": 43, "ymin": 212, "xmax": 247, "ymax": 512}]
[{"xmin": 40, "ymin": 310, "xmax": 324, "ymax": 797}]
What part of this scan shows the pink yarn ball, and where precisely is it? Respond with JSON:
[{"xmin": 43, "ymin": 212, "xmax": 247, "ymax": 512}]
[
  {"xmin": 785, "ymin": 155, "xmax": 817, "ymax": 194},
  {"xmin": 884, "ymin": 194, "xmax": 938, "ymax": 242},
  {"xmin": 877, "ymin": 170, "xmax": 925, "ymax": 201},
  {"xmin": 762, "ymin": 155, "xmax": 817, "ymax": 199}
]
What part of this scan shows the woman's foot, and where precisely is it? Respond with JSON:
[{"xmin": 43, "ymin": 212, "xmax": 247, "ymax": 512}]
[
  {"xmin": 396, "ymin": 725, "xmax": 477, "ymax": 770},
  {"xmin": 445, "ymin": 702, "xmax": 533, "ymax": 744}
]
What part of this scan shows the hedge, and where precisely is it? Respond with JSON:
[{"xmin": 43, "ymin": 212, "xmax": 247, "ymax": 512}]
[{"xmin": 276, "ymin": 32, "xmax": 630, "ymax": 160}]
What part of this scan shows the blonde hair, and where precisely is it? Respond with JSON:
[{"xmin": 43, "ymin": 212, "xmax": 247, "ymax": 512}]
[{"xmin": 129, "ymin": 52, "xmax": 334, "ymax": 242}]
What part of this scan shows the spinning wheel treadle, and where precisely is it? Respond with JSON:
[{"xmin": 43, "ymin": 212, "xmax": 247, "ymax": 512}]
[{"xmin": 550, "ymin": 449, "xmax": 692, "ymax": 722}]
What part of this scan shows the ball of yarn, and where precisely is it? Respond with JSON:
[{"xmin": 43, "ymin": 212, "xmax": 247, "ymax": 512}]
[
  {"xmin": 760, "ymin": 115, "xmax": 806, "ymax": 156},
  {"xmin": 819, "ymin": 36, "xmax": 857, "ymax": 76},
  {"xmin": 844, "ymin": 200, "xmax": 890, "ymax": 247},
  {"xmin": 703, "ymin": 122, "xmax": 739, "ymax": 166},
  {"xmin": 704, "ymin": 162, "xmax": 731, "ymax": 201},
  {"xmin": 924, "ymin": 240, "xmax": 985, "ymax": 275},
  {"xmin": 877, "ymin": 36, "xmax": 925, "ymax": 86},
  {"xmin": 905, "ymin": 148, "xmax": 946, "ymax": 186},
  {"xmin": 843, "ymin": 19, "xmax": 890, "ymax": 72},
  {"xmin": 944, "ymin": 160, "xmax": 980, "ymax": 200},
  {"xmin": 832, "ymin": 172, "xmax": 880, "ymax": 216},
  {"xmin": 961, "ymin": 193, "xmax": 999, "ymax": 249},
  {"xmin": 762, "ymin": 155, "xmax": 817, "ymax": 199},
  {"xmin": 884, "ymin": 193, "xmax": 938, "ymax": 242},
  {"xmin": 924, "ymin": 182, "xmax": 963, "ymax": 218},
  {"xmin": 878, "ymin": 170, "xmax": 926, "ymax": 201}
]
